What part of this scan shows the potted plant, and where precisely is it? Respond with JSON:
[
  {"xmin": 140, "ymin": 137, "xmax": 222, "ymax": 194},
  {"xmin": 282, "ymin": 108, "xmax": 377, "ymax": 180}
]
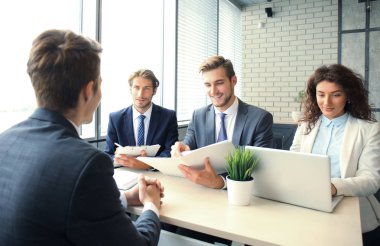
[
  {"xmin": 292, "ymin": 90, "xmax": 305, "ymax": 123},
  {"xmin": 225, "ymin": 146, "xmax": 259, "ymax": 206}
]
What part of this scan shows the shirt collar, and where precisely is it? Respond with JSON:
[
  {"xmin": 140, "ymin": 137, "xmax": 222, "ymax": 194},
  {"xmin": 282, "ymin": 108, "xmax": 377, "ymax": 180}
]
[
  {"xmin": 214, "ymin": 97, "xmax": 239, "ymax": 116},
  {"xmin": 321, "ymin": 113, "xmax": 349, "ymax": 127},
  {"xmin": 66, "ymin": 118, "xmax": 81, "ymax": 136},
  {"xmin": 133, "ymin": 103, "xmax": 153, "ymax": 120}
]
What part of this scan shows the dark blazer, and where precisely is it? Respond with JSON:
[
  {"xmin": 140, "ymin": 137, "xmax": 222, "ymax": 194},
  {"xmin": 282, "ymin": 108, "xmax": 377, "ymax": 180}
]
[
  {"xmin": 105, "ymin": 104, "xmax": 178, "ymax": 158},
  {"xmin": 0, "ymin": 108, "xmax": 161, "ymax": 246},
  {"xmin": 184, "ymin": 99, "xmax": 273, "ymax": 149}
]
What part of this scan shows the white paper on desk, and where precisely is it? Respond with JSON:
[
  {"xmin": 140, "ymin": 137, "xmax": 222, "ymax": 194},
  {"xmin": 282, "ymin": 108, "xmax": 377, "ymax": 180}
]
[
  {"xmin": 137, "ymin": 141, "xmax": 235, "ymax": 177},
  {"xmin": 113, "ymin": 169, "xmax": 139, "ymax": 190}
]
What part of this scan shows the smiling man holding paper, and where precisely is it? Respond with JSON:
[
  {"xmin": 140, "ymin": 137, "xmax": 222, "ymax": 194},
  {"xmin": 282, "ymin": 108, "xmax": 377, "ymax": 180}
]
[
  {"xmin": 105, "ymin": 69, "xmax": 178, "ymax": 169},
  {"xmin": 171, "ymin": 55, "xmax": 274, "ymax": 189}
]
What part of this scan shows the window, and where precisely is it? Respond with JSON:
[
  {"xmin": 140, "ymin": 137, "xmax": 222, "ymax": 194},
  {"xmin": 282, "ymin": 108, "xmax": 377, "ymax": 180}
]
[
  {"xmin": 0, "ymin": 0, "xmax": 242, "ymax": 142},
  {"xmin": 0, "ymin": 0, "xmax": 81, "ymax": 133},
  {"xmin": 176, "ymin": 0, "xmax": 242, "ymax": 122},
  {"xmin": 100, "ymin": 0, "xmax": 165, "ymax": 136},
  {"xmin": 177, "ymin": 0, "xmax": 218, "ymax": 122}
]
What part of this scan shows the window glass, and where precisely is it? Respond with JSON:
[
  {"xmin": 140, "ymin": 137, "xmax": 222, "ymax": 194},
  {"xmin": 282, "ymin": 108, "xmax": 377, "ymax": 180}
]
[
  {"xmin": 177, "ymin": 0, "xmax": 218, "ymax": 122},
  {"xmin": 219, "ymin": 0, "xmax": 242, "ymax": 98},
  {"xmin": 0, "ymin": 0, "xmax": 80, "ymax": 133},
  {"xmin": 100, "ymin": 0, "xmax": 164, "ymax": 136}
]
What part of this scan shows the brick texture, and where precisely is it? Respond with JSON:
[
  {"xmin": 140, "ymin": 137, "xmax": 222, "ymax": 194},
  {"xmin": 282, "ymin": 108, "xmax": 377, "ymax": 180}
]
[{"xmin": 241, "ymin": 0, "xmax": 338, "ymax": 123}]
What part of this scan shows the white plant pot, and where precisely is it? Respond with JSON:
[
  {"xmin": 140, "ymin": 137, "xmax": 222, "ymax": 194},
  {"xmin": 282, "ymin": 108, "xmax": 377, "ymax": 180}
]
[{"xmin": 226, "ymin": 176, "xmax": 254, "ymax": 206}]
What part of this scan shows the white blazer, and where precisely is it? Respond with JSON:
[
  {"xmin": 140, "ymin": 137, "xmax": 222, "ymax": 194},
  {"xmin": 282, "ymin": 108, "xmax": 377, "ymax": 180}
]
[{"xmin": 290, "ymin": 115, "xmax": 380, "ymax": 233}]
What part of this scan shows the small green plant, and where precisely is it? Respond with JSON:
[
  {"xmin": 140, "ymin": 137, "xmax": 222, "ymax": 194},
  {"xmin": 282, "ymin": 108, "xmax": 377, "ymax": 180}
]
[
  {"xmin": 294, "ymin": 90, "xmax": 305, "ymax": 111},
  {"xmin": 225, "ymin": 147, "xmax": 259, "ymax": 181}
]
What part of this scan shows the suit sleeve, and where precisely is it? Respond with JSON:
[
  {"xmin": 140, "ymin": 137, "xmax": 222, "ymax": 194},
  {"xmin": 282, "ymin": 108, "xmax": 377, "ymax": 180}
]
[
  {"xmin": 332, "ymin": 122, "xmax": 380, "ymax": 197},
  {"xmin": 158, "ymin": 111, "xmax": 178, "ymax": 157},
  {"xmin": 251, "ymin": 111, "xmax": 274, "ymax": 148},
  {"xmin": 66, "ymin": 152, "xmax": 161, "ymax": 246},
  {"xmin": 183, "ymin": 111, "xmax": 197, "ymax": 150},
  {"xmin": 105, "ymin": 114, "xmax": 117, "ymax": 158}
]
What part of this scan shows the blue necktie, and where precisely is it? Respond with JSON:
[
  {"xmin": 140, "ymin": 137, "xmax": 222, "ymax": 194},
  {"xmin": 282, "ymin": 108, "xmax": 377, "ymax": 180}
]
[
  {"xmin": 137, "ymin": 115, "xmax": 146, "ymax": 146},
  {"xmin": 217, "ymin": 113, "xmax": 227, "ymax": 142}
]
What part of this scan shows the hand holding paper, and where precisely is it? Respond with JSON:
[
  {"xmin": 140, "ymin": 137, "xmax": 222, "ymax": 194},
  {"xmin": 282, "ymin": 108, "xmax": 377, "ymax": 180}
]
[
  {"xmin": 138, "ymin": 141, "xmax": 235, "ymax": 177},
  {"xmin": 114, "ymin": 144, "xmax": 161, "ymax": 169}
]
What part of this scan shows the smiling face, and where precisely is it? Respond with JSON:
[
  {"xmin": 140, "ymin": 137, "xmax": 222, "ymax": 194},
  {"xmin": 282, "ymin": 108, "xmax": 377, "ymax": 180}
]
[
  {"xmin": 316, "ymin": 80, "xmax": 348, "ymax": 120},
  {"xmin": 131, "ymin": 76, "xmax": 156, "ymax": 113},
  {"xmin": 203, "ymin": 66, "xmax": 237, "ymax": 112}
]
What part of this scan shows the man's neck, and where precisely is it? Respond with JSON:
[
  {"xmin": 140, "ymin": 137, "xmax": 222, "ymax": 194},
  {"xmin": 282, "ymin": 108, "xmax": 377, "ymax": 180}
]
[{"xmin": 216, "ymin": 95, "xmax": 236, "ymax": 112}]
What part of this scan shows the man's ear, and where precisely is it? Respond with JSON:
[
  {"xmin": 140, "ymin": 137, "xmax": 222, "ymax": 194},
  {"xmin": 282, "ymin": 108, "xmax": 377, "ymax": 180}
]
[
  {"xmin": 83, "ymin": 81, "xmax": 95, "ymax": 101},
  {"xmin": 231, "ymin": 75, "xmax": 237, "ymax": 86}
]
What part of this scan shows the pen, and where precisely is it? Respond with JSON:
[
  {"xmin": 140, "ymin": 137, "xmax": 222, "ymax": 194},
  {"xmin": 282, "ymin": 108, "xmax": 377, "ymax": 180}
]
[{"xmin": 115, "ymin": 142, "xmax": 123, "ymax": 148}]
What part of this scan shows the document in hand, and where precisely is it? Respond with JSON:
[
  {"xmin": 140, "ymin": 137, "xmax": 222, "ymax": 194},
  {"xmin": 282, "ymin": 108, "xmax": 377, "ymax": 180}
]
[
  {"xmin": 114, "ymin": 144, "xmax": 161, "ymax": 167},
  {"xmin": 115, "ymin": 144, "xmax": 161, "ymax": 157},
  {"xmin": 137, "ymin": 141, "xmax": 235, "ymax": 177}
]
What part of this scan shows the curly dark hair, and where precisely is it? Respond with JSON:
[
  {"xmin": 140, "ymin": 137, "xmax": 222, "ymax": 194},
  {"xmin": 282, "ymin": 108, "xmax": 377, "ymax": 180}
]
[{"xmin": 301, "ymin": 64, "xmax": 376, "ymax": 134}]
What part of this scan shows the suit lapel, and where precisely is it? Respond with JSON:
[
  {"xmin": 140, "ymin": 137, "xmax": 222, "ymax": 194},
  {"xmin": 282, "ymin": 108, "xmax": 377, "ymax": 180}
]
[
  {"xmin": 125, "ymin": 106, "xmax": 136, "ymax": 145},
  {"xmin": 339, "ymin": 115, "xmax": 357, "ymax": 178},
  {"xmin": 232, "ymin": 99, "xmax": 248, "ymax": 146},
  {"xmin": 205, "ymin": 106, "xmax": 216, "ymax": 145},
  {"xmin": 147, "ymin": 104, "xmax": 159, "ymax": 145},
  {"xmin": 302, "ymin": 119, "xmax": 321, "ymax": 153}
]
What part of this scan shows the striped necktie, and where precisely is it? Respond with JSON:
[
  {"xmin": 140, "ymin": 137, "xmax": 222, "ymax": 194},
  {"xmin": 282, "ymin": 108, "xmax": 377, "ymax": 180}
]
[{"xmin": 137, "ymin": 114, "xmax": 146, "ymax": 146}]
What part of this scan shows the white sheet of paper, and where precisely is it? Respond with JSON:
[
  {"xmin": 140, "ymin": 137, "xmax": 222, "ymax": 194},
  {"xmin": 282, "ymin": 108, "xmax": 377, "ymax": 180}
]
[
  {"xmin": 114, "ymin": 144, "xmax": 161, "ymax": 167},
  {"xmin": 137, "ymin": 141, "xmax": 235, "ymax": 177},
  {"xmin": 116, "ymin": 144, "xmax": 161, "ymax": 157},
  {"xmin": 113, "ymin": 169, "xmax": 139, "ymax": 190}
]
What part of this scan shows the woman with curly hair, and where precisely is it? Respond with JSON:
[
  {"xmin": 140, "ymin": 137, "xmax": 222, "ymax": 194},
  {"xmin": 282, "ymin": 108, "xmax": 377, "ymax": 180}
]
[{"xmin": 290, "ymin": 64, "xmax": 380, "ymax": 245}]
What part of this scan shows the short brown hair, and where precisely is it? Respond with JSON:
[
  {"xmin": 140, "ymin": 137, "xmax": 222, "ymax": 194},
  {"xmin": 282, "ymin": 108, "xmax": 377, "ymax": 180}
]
[
  {"xmin": 27, "ymin": 29, "xmax": 102, "ymax": 113},
  {"xmin": 199, "ymin": 55, "xmax": 235, "ymax": 80},
  {"xmin": 128, "ymin": 69, "xmax": 160, "ymax": 89}
]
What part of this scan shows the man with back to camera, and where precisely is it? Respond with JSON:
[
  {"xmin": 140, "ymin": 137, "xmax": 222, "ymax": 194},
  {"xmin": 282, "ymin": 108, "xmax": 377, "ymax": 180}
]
[
  {"xmin": 105, "ymin": 69, "xmax": 178, "ymax": 169},
  {"xmin": 0, "ymin": 29, "xmax": 164, "ymax": 246},
  {"xmin": 172, "ymin": 55, "xmax": 273, "ymax": 189}
]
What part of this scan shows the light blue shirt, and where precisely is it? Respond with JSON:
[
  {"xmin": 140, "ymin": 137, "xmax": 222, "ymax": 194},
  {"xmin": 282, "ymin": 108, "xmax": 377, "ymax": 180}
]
[{"xmin": 312, "ymin": 113, "xmax": 348, "ymax": 178}]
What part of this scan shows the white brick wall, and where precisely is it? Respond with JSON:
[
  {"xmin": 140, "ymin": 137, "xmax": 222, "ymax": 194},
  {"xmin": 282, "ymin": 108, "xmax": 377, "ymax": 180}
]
[{"xmin": 241, "ymin": 0, "xmax": 338, "ymax": 123}]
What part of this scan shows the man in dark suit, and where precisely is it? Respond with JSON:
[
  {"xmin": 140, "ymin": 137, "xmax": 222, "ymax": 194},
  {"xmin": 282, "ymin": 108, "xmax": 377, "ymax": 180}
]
[
  {"xmin": 0, "ymin": 29, "xmax": 164, "ymax": 246},
  {"xmin": 105, "ymin": 69, "xmax": 178, "ymax": 169},
  {"xmin": 172, "ymin": 55, "xmax": 273, "ymax": 189}
]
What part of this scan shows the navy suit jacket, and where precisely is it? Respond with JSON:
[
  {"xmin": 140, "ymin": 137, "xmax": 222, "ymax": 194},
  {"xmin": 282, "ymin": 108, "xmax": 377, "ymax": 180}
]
[
  {"xmin": 184, "ymin": 99, "xmax": 273, "ymax": 149},
  {"xmin": 105, "ymin": 104, "xmax": 178, "ymax": 158},
  {"xmin": 0, "ymin": 108, "xmax": 160, "ymax": 246}
]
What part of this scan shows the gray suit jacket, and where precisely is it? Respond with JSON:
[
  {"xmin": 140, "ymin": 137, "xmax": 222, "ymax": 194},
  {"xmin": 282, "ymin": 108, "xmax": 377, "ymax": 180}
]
[
  {"xmin": 0, "ymin": 108, "xmax": 161, "ymax": 246},
  {"xmin": 184, "ymin": 99, "xmax": 273, "ymax": 149}
]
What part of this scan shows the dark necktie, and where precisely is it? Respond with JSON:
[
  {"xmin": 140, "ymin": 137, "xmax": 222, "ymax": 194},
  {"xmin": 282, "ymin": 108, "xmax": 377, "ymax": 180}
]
[
  {"xmin": 137, "ymin": 115, "xmax": 146, "ymax": 146},
  {"xmin": 217, "ymin": 113, "xmax": 227, "ymax": 142}
]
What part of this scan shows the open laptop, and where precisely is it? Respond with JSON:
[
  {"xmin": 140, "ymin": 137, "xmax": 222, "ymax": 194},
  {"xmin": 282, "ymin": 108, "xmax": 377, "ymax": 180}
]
[{"xmin": 246, "ymin": 146, "xmax": 343, "ymax": 212}]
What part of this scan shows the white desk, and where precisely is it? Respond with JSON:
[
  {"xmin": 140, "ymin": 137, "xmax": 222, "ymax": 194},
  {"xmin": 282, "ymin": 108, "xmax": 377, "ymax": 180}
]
[{"xmin": 116, "ymin": 168, "xmax": 362, "ymax": 246}]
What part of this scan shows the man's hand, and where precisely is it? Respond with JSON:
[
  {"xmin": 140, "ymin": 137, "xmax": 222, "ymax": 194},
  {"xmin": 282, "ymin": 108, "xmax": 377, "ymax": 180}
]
[
  {"xmin": 114, "ymin": 151, "xmax": 151, "ymax": 170},
  {"xmin": 178, "ymin": 157, "xmax": 224, "ymax": 189},
  {"xmin": 170, "ymin": 141, "xmax": 190, "ymax": 157},
  {"xmin": 125, "ymin": 175, "xmax": 164, "ymax": 208}
]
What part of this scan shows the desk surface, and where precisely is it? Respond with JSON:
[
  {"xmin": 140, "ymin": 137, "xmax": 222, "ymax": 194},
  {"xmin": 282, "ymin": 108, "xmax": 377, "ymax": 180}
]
[{"xmin": 116, "ymin": 168, "xmax": 362, "ymax": 246}]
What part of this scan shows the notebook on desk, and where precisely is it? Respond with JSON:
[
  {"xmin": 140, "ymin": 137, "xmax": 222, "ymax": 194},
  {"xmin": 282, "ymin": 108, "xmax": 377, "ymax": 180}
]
[{"xmin": 246, "ymin": 146, "xmax": 343, "ymax": 213}]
